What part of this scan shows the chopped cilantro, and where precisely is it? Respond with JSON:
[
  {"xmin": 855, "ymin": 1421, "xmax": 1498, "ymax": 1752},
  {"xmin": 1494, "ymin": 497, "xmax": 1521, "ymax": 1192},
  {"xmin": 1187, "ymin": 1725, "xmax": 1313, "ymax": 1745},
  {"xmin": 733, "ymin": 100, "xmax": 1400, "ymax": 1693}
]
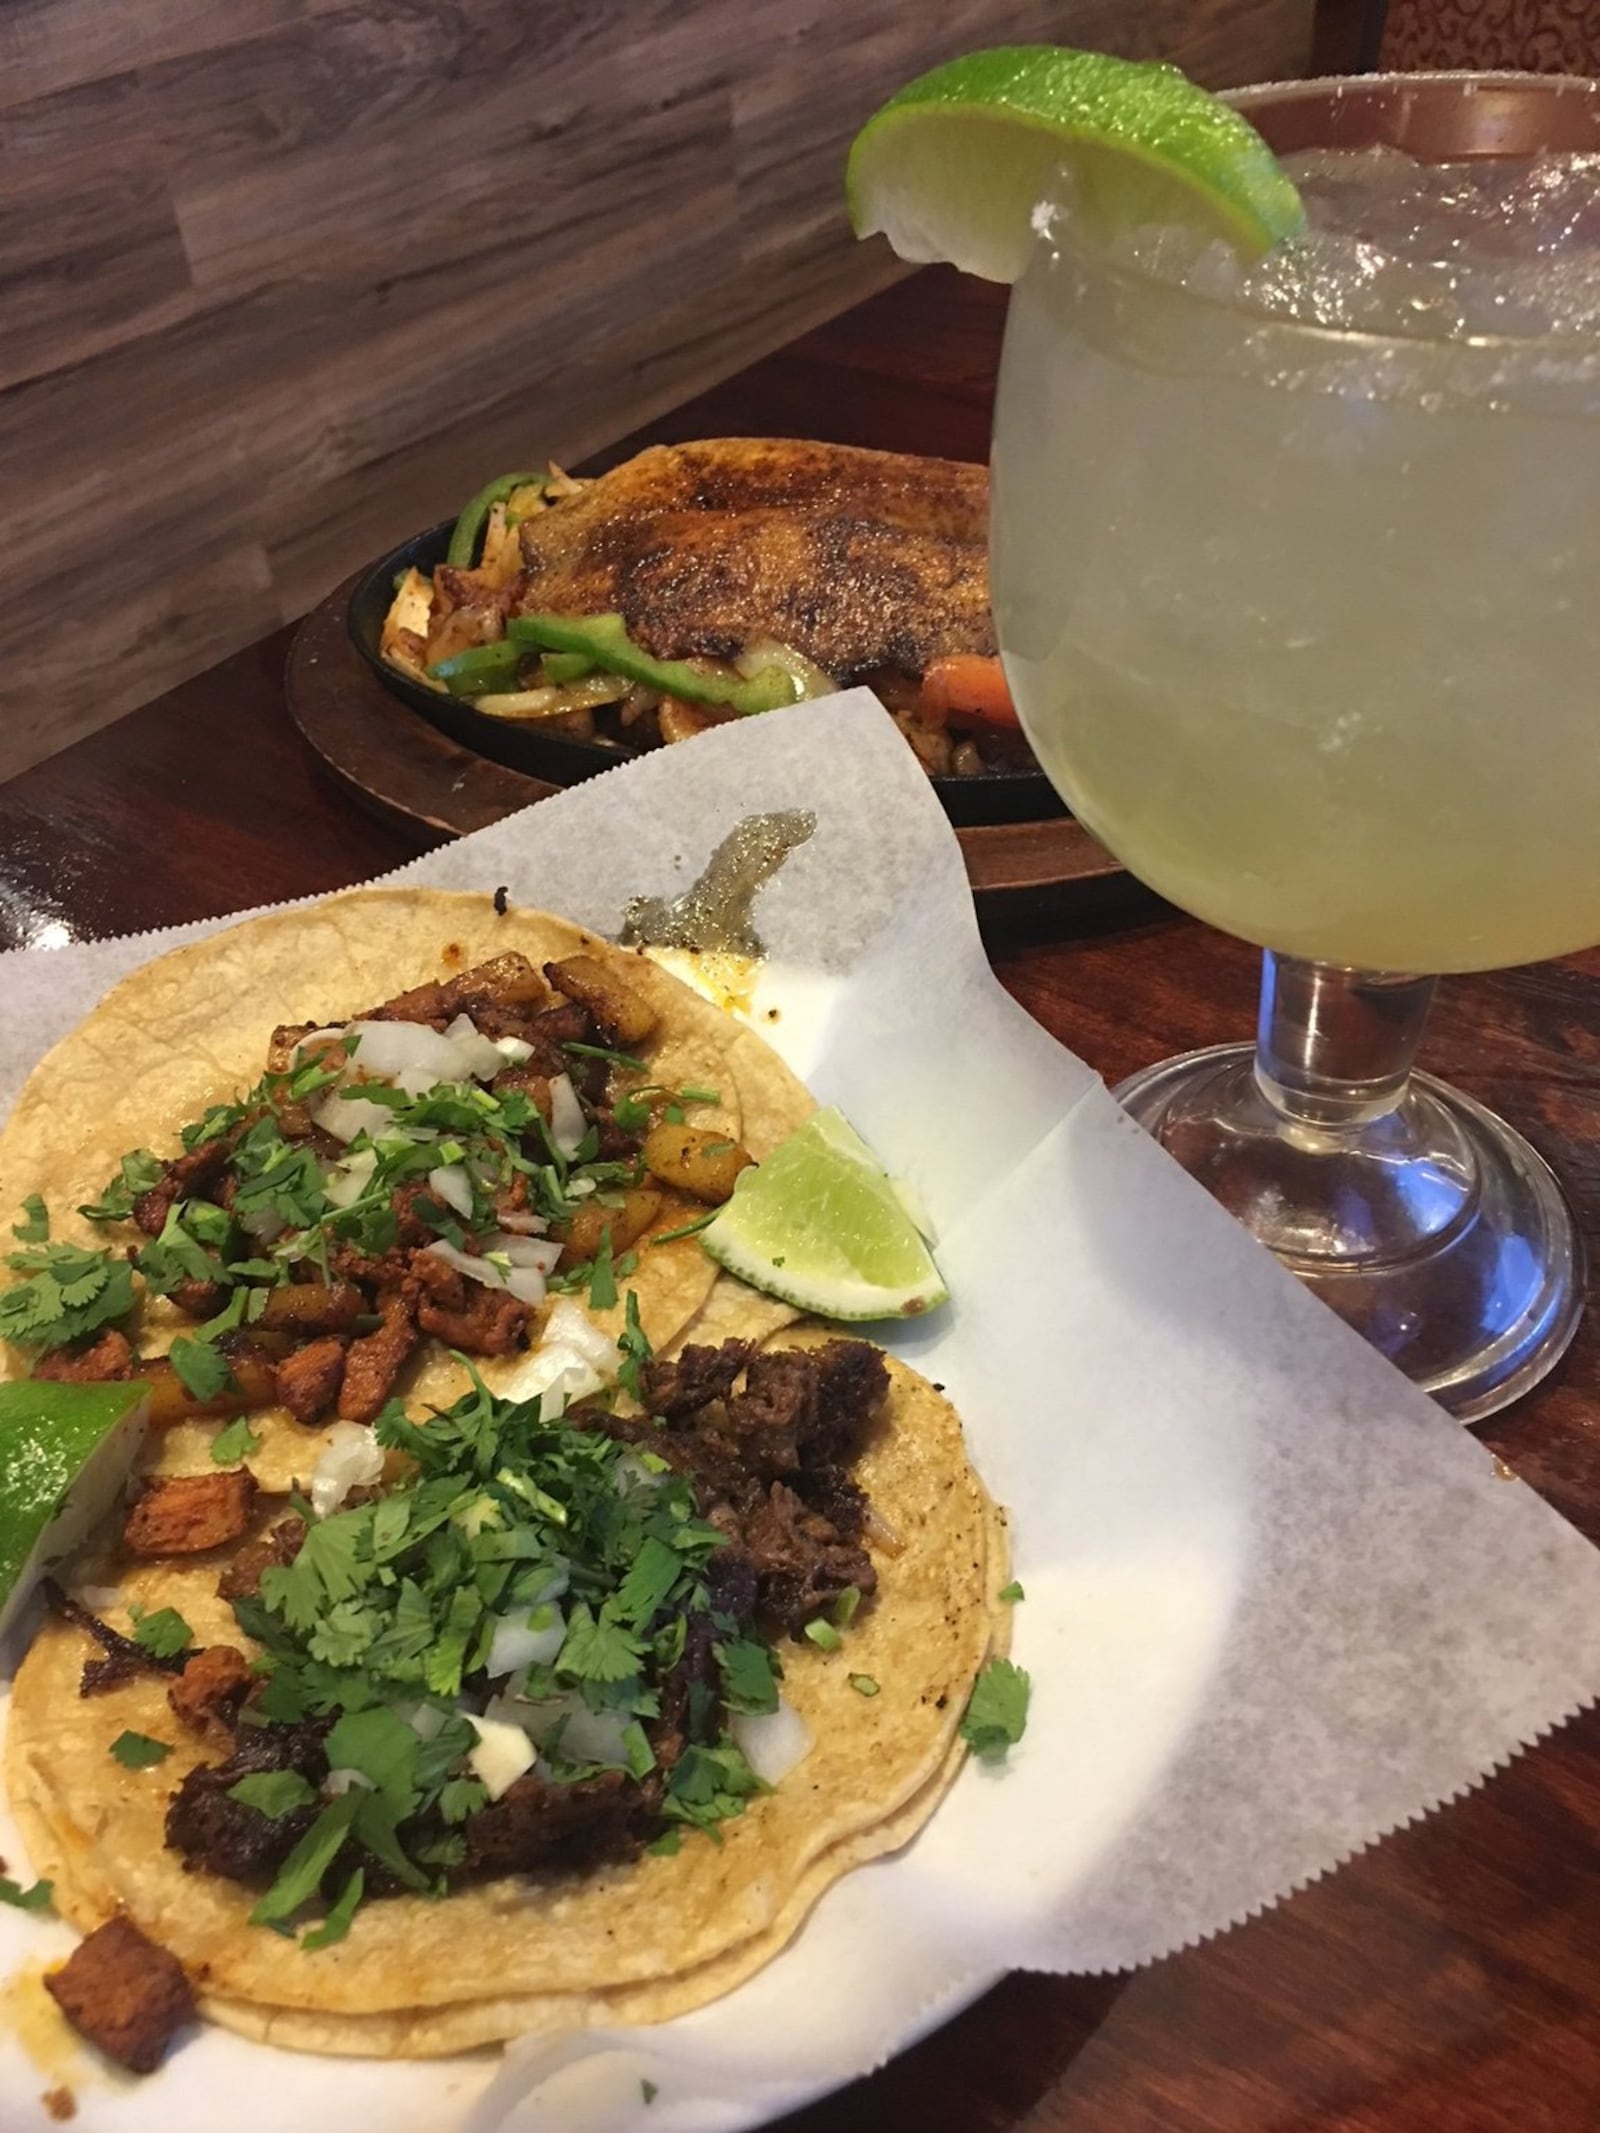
[
  {"xmin": 250, "ymin": 1797, "xmax": 361, "ymax": 1926},
  {"xmin": 649, "ymin": 1208, "xmax": 717, "ymax": 1246},
  {"xmin": 662, "ymin": 1741, "xmax": 764, "ymax": 1837},
  {"xmin": 832, "ymin": 1585, "xmax": 862, "ymax": 1628},
  {"xmin": 716, "ymin": 1638, "xmax": 780, "ymax": 1716},
  {"xmin": 803, "ymin": 1618, "xmax": 841, "ymax": 1653},
  {"xmin": 641, "ymin": 2080, "xmax": 659, "ymax": 2105},
  {"xmin": 677, "ymin": 1086, "xmax": 721, "ymax": 1106},
  {"xmin": 0, "ymin": 1876, "xmax": 53, "ymax": 1911},
  {"xmin": 79, "ymin": 1149, "xmax": 163, "ymax": 1223},
  {"xmin": 228, "ymin": 1772, "xmax": 317, "ymax": 1820},
  {"xmin": 561, "ymin": 1041, "xmax": 648, "ymax": 1071},
  {"xmin": 110, "ymin": 1730, "xmax": 172, "ymax": 1769},
  {"xmin": 438, "ymin": 1777, "xmax": 488, "ymax": 1825},
  {"xmin": 170, "ymin": 1335, "xmax": 235, "ymax": 1403},
  {"xmin": 11, "ymin": 1195, "xmax": 48, "ymax": 1243},
  {"xmin": 615, "ymin": 1290, "xmax": 650, "ymax": 1404},
  {"xmin": 614, "ymin": 1536, "xmax": 684, "ymax": 1627},
  {"xmin": 323, "ymin": 1707, "xmax": 420, "ymax": 1819},
  {"xmin": 959, "ymin": 1658, "xmax": 1031, "ymax": 1762},
  {"xmin": 587, "ymin": 1230, "xmax": 618, "ymax": 1312},
  {"xmin": 849, "ymin": 1674, "xmax": 880, "ymax": 1698},
  {"xmin": 998, "ymin": 1581, "xmax": 1025, "ymax": 1604},
  {"xmin": 130, "ymin": 1604, "xmax": 193, "ymax": 1659},
  {"xmin": 645, "ymin": 1829, "xmax": 681, "ymax": 1859},
  {"xmin": 0, "ymin": 1240, "xmax": 135, "ymax": 1354},
  {"xmin": 558, "ymin": 1601, "xmax": 644, "ymax": 1685},
  {"xmin": 211, "ymin": 1413, "xmax": 262, "ymax": 1465},
  {"xmin": 134, "ymin": 1204, "xmax": 228, "ymax": 1297},
  {"xmin": 302, "ymin": 1867, "xmax": 365, "ymax": 1951}
]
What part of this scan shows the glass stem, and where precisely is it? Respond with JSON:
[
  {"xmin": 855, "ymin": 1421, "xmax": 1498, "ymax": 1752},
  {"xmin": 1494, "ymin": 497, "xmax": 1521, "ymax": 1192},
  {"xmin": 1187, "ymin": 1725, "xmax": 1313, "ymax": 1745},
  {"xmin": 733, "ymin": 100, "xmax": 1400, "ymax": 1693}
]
[{"xmin": 1253, "ymin": 953, "xmax": 1438, "ymax": 1132}]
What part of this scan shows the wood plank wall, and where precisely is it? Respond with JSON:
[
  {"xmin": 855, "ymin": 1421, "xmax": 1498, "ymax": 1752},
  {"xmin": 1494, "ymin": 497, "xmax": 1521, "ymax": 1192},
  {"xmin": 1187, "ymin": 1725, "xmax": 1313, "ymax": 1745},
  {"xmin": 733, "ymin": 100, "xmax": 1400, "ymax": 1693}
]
[{"xmin": 0, "ymin": 0, "xmax": 1312, "ymax": 779}]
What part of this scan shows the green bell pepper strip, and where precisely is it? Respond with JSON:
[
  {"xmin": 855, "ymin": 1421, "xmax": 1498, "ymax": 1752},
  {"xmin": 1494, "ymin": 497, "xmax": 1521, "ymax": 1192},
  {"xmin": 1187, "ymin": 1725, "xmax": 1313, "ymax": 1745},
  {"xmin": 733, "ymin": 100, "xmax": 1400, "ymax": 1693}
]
[
  {"xmin": 540, "ymin": 651, "xmax": 596, "ymax": 684},
  {"xmin": 446, "ymin": 472, "xmax": 546, "ymax": 569},
  {"xmin": 506, "ymin": 614, "xmax": 804, "ymax": 716},
  {"xmin": 427, "ymin": 640, "xmax": 527, "ymax": 697}
]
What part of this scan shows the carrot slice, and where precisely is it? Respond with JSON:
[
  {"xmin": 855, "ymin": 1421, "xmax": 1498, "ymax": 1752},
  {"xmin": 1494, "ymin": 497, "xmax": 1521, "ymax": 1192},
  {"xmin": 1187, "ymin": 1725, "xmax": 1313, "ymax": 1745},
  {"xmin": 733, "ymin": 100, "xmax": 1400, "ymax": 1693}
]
[{"xmin": 919, "ymin": 655, "xmax": 1020, "ymax": 728}]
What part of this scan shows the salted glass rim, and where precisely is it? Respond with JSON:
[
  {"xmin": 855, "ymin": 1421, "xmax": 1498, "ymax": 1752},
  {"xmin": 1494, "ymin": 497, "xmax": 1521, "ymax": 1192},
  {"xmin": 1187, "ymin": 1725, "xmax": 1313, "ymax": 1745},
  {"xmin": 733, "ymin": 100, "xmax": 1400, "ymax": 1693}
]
[{"xmin": 1029, "ymin": 67, "xmax": 1600, "ymax": 362}]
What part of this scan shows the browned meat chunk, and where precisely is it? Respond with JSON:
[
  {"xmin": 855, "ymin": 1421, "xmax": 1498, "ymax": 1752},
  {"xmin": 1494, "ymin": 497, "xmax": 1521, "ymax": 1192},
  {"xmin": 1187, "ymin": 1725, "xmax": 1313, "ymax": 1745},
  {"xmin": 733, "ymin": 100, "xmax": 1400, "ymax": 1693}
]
[
  {"xmin": 805, "ymin": 1340, "xmax": 890, "ymax": 1466},
  {"xmin": 131, "ymin": 1131, "xmax": 238, "ymax": 1238},
  {"xmin": 407, "ymin": 1256, "xmax": 529, "ymax": 1356},
  {"xmin": 44, "ymin": 1916, "xmax": 194, "ymax": 2075},
  {"xmin": 642, "ymin": 1341, "xmax": 750, "ymax": 1420},
  {"xmin": 273, "ymin": 1335, "xmax": 348, "ymax": 1424},
  {"xmin": 360, "ymin": 952, "xmax": 550, "ymax": 1039},
  {"xmin": 464, "ymin": 1767, "xmax": 655, "ymax": 1877},
  {"xmin": 170, "ymin": 1277, "xmax": 229, "ymax": 1321},
  {"xmin": 123, "ymin": 1470, "xmax": 258, "ymax": 1557},
  {"xmin": 724, "ymin": 1348, "xmax": 817, "ymax": 1472},
  {"xmin": 543, "ymin": 955, "xmax": 658, "ymax": 1048},
  {"xmin": 217, "ymin": 1514, "xmax": 306, "ymax": 1602},
  {"xmin": 33, "ymin": 1328, "xmax": 133, "ymax": 1384},
  {"xmin": 337, "ymin": 1292, "xmax": 419, "ymax": 1422},
  {"xmin": 742, "ymin": 1480, "xmax": 876, "ymax": 1636},
  {"xmin": 167, "ymin": 1645, "xmax": 252, "ymax": 1740},
  {"xmin": 166, "ymin": 1723, "xmax": 327, "ymax": 1886}
]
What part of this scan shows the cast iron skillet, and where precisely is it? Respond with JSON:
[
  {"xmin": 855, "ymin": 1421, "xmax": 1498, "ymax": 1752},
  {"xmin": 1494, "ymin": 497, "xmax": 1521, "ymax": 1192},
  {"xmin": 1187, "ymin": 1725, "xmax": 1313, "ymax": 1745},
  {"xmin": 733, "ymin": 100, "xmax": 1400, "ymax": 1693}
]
[{"xmin": 347, "ymin": 523, "xmax": 1064, "ymax": 830}]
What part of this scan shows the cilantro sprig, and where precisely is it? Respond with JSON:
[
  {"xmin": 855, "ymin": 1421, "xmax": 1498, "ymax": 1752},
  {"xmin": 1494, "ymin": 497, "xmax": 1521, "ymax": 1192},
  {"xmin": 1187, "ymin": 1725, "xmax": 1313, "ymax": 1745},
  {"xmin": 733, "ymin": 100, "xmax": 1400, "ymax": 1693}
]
[{"xmin": 959, "ymin": 1658, "xmax": 1031, "ymax": 1762}]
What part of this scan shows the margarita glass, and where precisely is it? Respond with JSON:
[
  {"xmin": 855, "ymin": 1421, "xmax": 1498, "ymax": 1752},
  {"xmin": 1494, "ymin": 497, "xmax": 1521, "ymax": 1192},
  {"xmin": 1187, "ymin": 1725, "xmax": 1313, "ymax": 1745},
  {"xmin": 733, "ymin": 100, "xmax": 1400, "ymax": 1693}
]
[{"xmin": 991, "ymin": 73, "xmax": 1600, "ymax": 1419}]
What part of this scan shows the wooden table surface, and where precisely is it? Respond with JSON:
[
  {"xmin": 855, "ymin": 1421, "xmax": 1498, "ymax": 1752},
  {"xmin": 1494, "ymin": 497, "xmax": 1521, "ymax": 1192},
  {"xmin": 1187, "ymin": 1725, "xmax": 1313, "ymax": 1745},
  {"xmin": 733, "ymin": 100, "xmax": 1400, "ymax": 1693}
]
[{"xmin": 4, "ymin": 267, "xmax": 1599, "ymax": 2133}]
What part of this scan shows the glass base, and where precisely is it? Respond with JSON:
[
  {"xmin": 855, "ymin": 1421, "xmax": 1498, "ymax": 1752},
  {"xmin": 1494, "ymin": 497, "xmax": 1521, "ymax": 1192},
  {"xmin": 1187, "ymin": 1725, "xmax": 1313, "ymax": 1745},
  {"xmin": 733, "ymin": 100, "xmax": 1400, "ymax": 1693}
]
[{"xmin": 1116, "ymin": 1043, "xmax": 1586, "ymax": 1423}]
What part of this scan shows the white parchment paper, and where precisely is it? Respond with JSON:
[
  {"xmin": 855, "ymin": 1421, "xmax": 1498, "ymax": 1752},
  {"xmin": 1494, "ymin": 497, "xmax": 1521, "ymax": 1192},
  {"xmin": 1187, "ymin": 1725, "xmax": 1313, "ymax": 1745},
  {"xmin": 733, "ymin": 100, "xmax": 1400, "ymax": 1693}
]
[{"xmin": 3, "ymin": 692, "xmax": 1598, "ymax": 2133}]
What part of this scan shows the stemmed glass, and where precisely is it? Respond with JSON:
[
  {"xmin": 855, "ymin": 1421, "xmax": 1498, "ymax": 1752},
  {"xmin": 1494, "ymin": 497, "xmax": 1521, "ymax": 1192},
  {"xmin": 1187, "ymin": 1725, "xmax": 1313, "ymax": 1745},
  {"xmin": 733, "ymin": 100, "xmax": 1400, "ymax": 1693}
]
[{"xmin": 990, "ymin": 72, "xmax": 1600, "ymax": 1419}]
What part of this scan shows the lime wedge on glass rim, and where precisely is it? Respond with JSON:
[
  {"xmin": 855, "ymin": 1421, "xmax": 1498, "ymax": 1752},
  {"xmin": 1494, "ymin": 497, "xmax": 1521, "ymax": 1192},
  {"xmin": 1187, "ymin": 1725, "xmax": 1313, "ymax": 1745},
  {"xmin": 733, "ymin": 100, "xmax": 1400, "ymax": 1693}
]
[
  {"xmin": 846, "ymin": 45, "xmax": 1304, "ymax": 281},
  {"xmin": 701, "ymin": 1107, "xmax": 948, "ymax": 1321}
]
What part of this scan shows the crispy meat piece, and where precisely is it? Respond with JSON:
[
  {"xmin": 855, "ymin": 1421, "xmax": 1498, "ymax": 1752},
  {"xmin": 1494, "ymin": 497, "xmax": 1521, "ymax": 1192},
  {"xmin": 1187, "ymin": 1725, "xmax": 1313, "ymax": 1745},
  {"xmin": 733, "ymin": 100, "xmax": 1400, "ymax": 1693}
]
[
  {"xmin": 273, "ymin": 1335, "xmax": 348, "ymax": 1424},
  {"xmin": 742, "ymin": 1481, "xmax": 877, "ymax": 1638},
  {"xmin": 406, "ymin": 1256, "xmax": 530, "ymax": 1356},
  {"xmin": 724, "ymin": 1348, "xmax": 818, "ymax": 1473},
  {"xmin": 170, "ymin": 1277, "xmax": 228, "ymax": 1321},
  {"xmin": 167, "ymin": 1645, "xmax": 252, "ymax": 1740},
  {"xmin": 43, "ymin": 1581, "xmax": 187, "ymax": 1697},
  {"xmin": 463, "ymin": 1767, "xmax": 655, "ymax": 1878},
  {"xmin": 804, "ymin": 1340, "xmax": 890, "ymax": 1467},
  {"xmin": 337, "ymin": 1291, "xmax": 419, "ymax": 1422},
  {"xmin": 166, "ymin": 1722, "xmax": 327, "ymax": 1885},
  {"xmin": 217, "ymin": 1513, "xmax": 306, "ymax": 1602},
  {"xmin": 44, "ymin": 1916, "xmax": 193, "ymax": 2076},
  {"xmin": 360, "ymin": 952, "xmax": 550, "ymax": 1040},
  {"xmin": 123, "ymin": 1470, "xmax": 258, "ymax": 1557},
  {"xmin": 542, "ymin": 955, "xmax": 658, "ymax": 1049},
  {"xmin": 131, "ymin": 1131, "xmax": 239, "ymax": 1239},
  {"xmin": 642, "ymin": 1341, "xmax": 750, "ymax": 1420},
  {"xmin": 513, "ymin": 439, "xmax": 994, "ymax": 678},
  {"xmin": 32, "ymin": 1328, "xmax": 133, "ymax": 1384}
]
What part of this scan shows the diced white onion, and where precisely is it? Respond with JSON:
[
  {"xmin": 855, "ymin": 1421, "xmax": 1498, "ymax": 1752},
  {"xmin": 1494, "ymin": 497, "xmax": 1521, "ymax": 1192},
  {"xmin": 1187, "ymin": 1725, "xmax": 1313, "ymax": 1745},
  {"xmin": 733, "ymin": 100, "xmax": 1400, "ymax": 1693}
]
[
  {"xmin": 323, "ymin": 1147, "xmax": 378, "ymax": 1210},
  {"xmin": 494, "ymin": 1036, "xmax": 534, "ymax": 1064},
  {"xmin": 613, "ymin": 1450, "xmax": 668, "ymax": 1495},
  {"xmin": 734, "ymin": 637, "xmax": 837, "ymax": 700},
  {"xmin": 494, "ymin": 1210, "xmax": 549, "ymax": 1235},
  {"xmin": 442, "ymin": 1014, "xmax": 508, "ymax": 1081},
  {"xmin": 504, "ymin": 1266, "xmax": 549, "ymax": 1306},
  {"xmin": 294, "ymin": 1026, "xmax": 348, "ymax": 1058},
  {"xmin": 484, "ymin": 1604, "xmax": 567, "ymax": 1679},
  {"xmin": 344, "ymin": 1019, "xmax": 470, "ymax": 1087},
  {"xmin": 314, "ymin": 1088, "xmax": 395, "ymax": 1143},
  {"xmin": 467, "ymin": 1713, "xmax": 537, "ymax": 1801},
  {"xmin": 421, "ymin": 1239, "xmax": 507, "ymax": 1291},
  {"xmin": 394, "ymin": 1700, "xmax": 447, "ymax": 1742},
  {"xmin": 325, "ymin": 1766, "xmax": 375, "ymax": 1796},
  {"xmin": 483, "ymin": 1231, "xmax": 563, "ymax": 1273},
  {"xmin": 493, "ymin": 1298, "xmax": 617, "ymax": 1412},
  {"xmin": 731, "ymin": 1697, "xmax": 813, "ymax": 1786},
  {"xmin": 548, "ymin": 1073, "xmax": 587, "ymax": 1158},
  {"xmin": 427, "ymin": 1164, "xmax": 475, "ymax": 1219},
  {"xmin": 514, "ymin": 1692, "xmax": 631, "ymax": 1769},
  {"xmin": 70, "ymin": 1584, "xmax": 124, "ymax": 1615},
  {"xmin": 240, "ymin": 1205, "xmax": 286, "ymax": 1244},
  {"xmin": 310, "ymin": 1420, "xmax": 385, "ymax": 1519}
]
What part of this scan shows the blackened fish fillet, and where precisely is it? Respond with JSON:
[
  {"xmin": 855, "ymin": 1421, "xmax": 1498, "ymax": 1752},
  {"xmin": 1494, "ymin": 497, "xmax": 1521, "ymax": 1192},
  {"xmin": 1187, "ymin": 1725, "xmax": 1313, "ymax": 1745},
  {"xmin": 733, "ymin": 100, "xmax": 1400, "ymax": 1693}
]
[{"xmin": 513, "ymin": 439, "xmax": 995, "ymax": 677}]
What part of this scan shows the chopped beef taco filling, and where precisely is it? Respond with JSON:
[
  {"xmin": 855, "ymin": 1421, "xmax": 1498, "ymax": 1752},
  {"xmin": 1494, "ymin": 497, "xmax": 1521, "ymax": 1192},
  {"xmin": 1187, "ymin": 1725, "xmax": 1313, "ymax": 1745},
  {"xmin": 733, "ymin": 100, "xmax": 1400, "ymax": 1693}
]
[{"xmin": 147, "ymin": 1339, "xmax": 886, "ymax": 1922}]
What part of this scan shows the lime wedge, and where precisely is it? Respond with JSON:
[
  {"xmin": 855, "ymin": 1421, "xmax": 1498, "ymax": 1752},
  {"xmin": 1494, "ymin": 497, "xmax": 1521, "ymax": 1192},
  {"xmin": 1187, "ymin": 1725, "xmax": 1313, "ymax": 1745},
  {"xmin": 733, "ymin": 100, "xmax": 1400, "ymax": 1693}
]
[
  {"xmin": 701, "ymin": 1107, "xmax": 948, "ymax": 1321},
  {"xmin": 0, "ymin": 1381, "xmax": 149, "ymax": 1639},
  {"xmin": 847, "ymin": 45, "xmax": 1304, "ymax": 280}
]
